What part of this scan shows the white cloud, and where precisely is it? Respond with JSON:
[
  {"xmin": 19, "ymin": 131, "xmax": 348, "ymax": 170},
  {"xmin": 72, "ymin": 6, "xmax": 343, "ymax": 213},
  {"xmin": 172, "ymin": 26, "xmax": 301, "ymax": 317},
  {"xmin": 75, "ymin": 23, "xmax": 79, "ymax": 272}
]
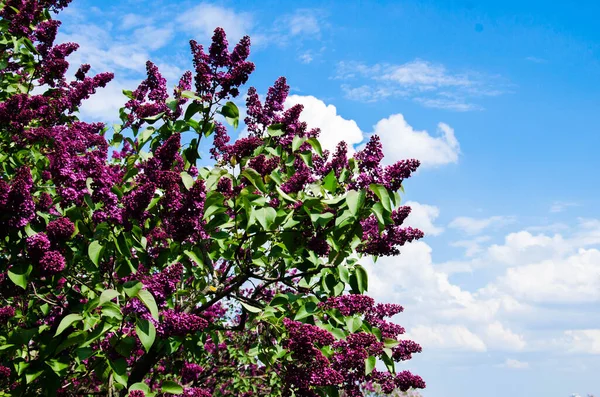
[
  {"xmin": 525, "ymin": 56, "xmax": 548, "ymax": 64},
  {"xmin": 449, "ymin": 215, "xmax": 515, "ymax": 235},
  {"xmin": 561, "ymin": 330, "xmax": 600, "ymax": 354},
  {"xmin": 407, "ymin": 325, "xmax": 487, "ymax": 352},
  {"xmin": 298, "ymin": 51, "xmax": 314, "ymax": 64},
  {"xmin": 451, "ymin": 236, "xmax": 492, "ymax": 257},
  {"xmin": 503, "ymin": 358, "xmax": 530, "ymax": 369},
  {"xmin": 550, "ymin": 201, "xmax": 579, "ymax": 213},
  {"xmin": 121, "ymin": 13, "xmax": 150, "ymax": 30},
  {"xmin": 374, "ymin": 115, "xmax": 460, "ymax": 167},
  {"xmin": 363, "ymin": 207, "xmax": 600, "ymax": 356},
  {"xmin": 415, "ymin": 97, "xmax": 482, "ymax": 112},
  {"xmin": 378, "ymin": 60, "xmax": 471, "ymax": 89},
  {"xmin": 132, "ymin": 26, "xmax": 175, "ymax": 51},
  {"xmin": 283, "ymin": 97, "xmax": 460, "ymax": 167},
  {"xmin": 286, "ymin": 10, "xmax": 321, "ymax": 36},
  {"xmin": 177, "ymin": 4, "xmax": 254, "ymax": 43},
  {"xmin": 491, "ymin": 248, "xmax": 600, "ymax": 303},
  {"xmin": 341, "ymin": 84, "xmax": 404, "ymax": 102},
  {"xmin": 336, "ymin": 60, "xmax": 505, "ymax": 110},
  {"xmin": 58, "ymin": 24, "xmax": 145, "ymax": 74},
  {"xmin": 78, "ymin": 78, "xmax": 137, "ymax": 122},
  {"xmin": 404, "ymin": 201, "xmax": 444, "ymax": 236},
  {"xmin": 486, "ymin": 231, "xmax": 569, "ymax": 265},
  {"xmin": 284, "ymin": 95, "xmax": 364, "ymax": 154},
  {"xmin": 484, "ymin": 321, "xmax": 526, "ymax": 351}
]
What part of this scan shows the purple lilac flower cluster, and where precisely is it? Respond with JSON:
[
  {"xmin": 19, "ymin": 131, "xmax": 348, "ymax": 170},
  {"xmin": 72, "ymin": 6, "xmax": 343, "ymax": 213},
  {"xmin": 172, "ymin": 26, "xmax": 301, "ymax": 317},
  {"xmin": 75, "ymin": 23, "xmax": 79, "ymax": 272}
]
[
  {"xmin": 141, "ymin": 263, "xmax": 184, "ymax": 305},
  {"xmin": 124, "ymin": 61, "xmax": 168, "ymax": 128},
  {"xmin": 282, "ymin": 318, "xmax": 344, "ymax": 395},
  {"xmin": 190, "ymin": 28, "xmax": 254, "ymax": 102},
  {"xmin": 160, "ymin": 310, "xmax": 208, "ymax": 337},
  {"xmin": 351, "ymin": 135, "xmax": 421, "ymax": 193},
  {"xmin": 0, "ymin": 307, "xmax": 15, "ymax": 324},
  {"xmin": 0, "ymin": 167, "xmax": 35, "ymax": 230},
  {"xmin": 320, "ymin": 294, "xmax": 375, "ymax": 316},
  {"xmin": 359, "ymin": 206, "xmax": 424, "ymax": 257}
]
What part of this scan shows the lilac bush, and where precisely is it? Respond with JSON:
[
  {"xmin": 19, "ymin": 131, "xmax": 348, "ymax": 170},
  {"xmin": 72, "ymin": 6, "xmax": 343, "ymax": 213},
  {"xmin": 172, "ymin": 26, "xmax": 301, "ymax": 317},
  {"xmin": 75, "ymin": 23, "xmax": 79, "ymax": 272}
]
[{"xmin": 0, "ymin": 1, "xmax": 426, "ymax": 396}]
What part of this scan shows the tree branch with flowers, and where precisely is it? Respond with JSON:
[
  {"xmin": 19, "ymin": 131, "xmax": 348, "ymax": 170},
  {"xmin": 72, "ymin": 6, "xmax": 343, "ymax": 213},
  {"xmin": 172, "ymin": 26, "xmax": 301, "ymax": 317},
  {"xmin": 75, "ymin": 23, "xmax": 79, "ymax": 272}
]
[{"xmin": 0, "ymin": 1, "xmax": 426, "ymax": 396}]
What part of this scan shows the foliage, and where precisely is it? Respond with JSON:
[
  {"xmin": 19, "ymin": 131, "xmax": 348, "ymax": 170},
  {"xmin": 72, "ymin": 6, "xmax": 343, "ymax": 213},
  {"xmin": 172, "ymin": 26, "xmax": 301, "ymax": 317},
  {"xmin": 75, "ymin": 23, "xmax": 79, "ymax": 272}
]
[{"xmin": 0, "ymin": 1, "xmax": 426, "ymax": 396}]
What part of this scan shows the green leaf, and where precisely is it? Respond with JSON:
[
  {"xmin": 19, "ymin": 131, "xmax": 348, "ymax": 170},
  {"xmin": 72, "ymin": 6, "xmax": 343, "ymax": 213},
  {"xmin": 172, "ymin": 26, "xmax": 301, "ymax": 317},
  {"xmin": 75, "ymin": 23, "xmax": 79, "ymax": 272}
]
[
  {"xmin": 184, "ymin": 102, "xmax": 203, "ymax": 123},
  {"xmin": 109, "ymin": 358, "xmax": 129, "ymax": 386},
  {"xmin": 180, "ymin": 171, "xmax": 195, "ymax": 190},
  {"xmin": 181, "ymin": 90, "xmax": 203, "ymax": 101},
  {"xmin": 55, "ymin": 314, "xmax": 83, "ymax": 336},
  {"xmin": 323, "ymin": 170, "xmax": 338, "ymax": 193},
  {"xmin": 255, "ymin": 207, "xmax": 277, "ymax": 230},
  {"xmin": 372, "ymin": 202, "xmax": 389, "ymax": 229},
  {"xmin": 129, "ymin": 382, "xmax": 151, "ymax": 394},
  {"xmin": 184, "ymin": 250, "xmax": 204, "ymax": 268},
  {"xmin": 384, "ymin": 338, "xmax": 400, "ymax": 348},
  {"xmin": 242, "ymin": 168, "xmax": 266, "ymax": 193},
  {"xmin": 346, "ymin": 190, "xmax": 366, "ymax": 216},
  {"xmin": 240, "ymin": 301, "xmax": 262, "ymax": 314},
  {"xmin": 142, "ymin": 111, "xmax": 165, "ymax": 123},
  {"xmin": 334, "ymin": 209, "xmax": 355, "ymax": 228},
  {"xmin": 346, "ymin": 316, "xmax": 363, "ymax": 333},
  {"xmin": 166, "ymin": 98, "xmax": 179, "ymax": 112},
  {"xmin": 333, "ymin": 266, "xmax": 347, "ymax": 285},
  {"xmin": 267, "ymin": 124, "xmax": 284, "ymax": 137},
  {"xmin": 101, "ymin": 303, "xmax": 123, "ymax": 320},
  {"xmin": 88, "ymin": 241, "xmax": 104, "ymax": 267},
  {"xmin": 355, "ymin": 265, "xmax": 369, "ymax": 293},
  {"xmin": 220, "ymin": 101, "xmax": 239, "ymax": 129},
  {"xmin": 45, "ymin": 359, "xmax": 69, "ymax": 374},
  {"xmin": 137, "ymin": 289, "xmax": 159, "ymax": 320},
  {"xmin": 310, "ymin": 212, "xmax": 334, "ymax": 228},
  {"xmin": 99, "ymin": 289, "xmax": 120, "ymax": 307},
  {"xmin": 294, "ymin": 301, "xmax": 317, "ymax": 320},
  {"xmin": 7, "ymin": 264, "xmax": 31, "ymax": 290},
  {"xmin": 25, "ymin": 369, "xmax": 44, "ymax": 384},
  {"xmin": 292, "ymin": 135, "xmax": 305, "ymax": 152},
  {"xmin": 299, "ymin": 151, "xmax": 313, "ymax": 167},
  {"xmin": 138, "ymin": 127, "xmax": 154, "ymax": 148},
  {"xmin": 275, "ymin": 186, "xmax": 296, "ymax": 203},
  {"xmin": 123, "ymin": 281, "xmax": 143, "ymax": 298},
  {"xmin": 136, "ymin": 318, "xmax": 156, "ymax": 353},
  {"xmin": 369, "ymin": 184, "xmax": 392, "ymax": 212},
  {"xmin": 162, "ymin": 380, "xmax": 183, "ymax": 394},
  {"xmin": 306, "ymin": 137, "xmax": 323, "ymax": 157},
  {"xmin": 365, "ymin": 356, "xmax": 376, "ymax": 375},
  {"xmin": 268, "ymin": 294, "xmax": 289, "ymax": 307}
]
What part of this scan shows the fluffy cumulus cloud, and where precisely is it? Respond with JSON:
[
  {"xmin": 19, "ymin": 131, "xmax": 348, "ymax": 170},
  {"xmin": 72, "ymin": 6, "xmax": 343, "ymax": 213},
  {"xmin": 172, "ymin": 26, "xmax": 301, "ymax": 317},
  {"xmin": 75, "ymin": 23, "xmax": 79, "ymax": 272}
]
[
  {"xmin": 490, "ymin": 248, "xmax": 600, "ymax": 303},
  {"xmin": 407, "ymin": 324, "xmax": 487, "ymax": 352},
  {"xmin": 361, "ymin": 193, "xmax": 600, "ymax": 360},
  {"xmin": 404, "ymin": 201, "xmax": 444, "ymax": 236},
  {"xmin": 483, "ymin": 321, "xmax": 526, "ymax": 351},
  {"xmin": 560, "ymin": 330, "xmax": 600, "ymax": 354},
  {"xmin": 284, "ymin": 95, "xmax": 364, "ymax": 153},
  {"xmin": 78, "ymin": 78, "xmax": 136, "ymax": 122},
  {"xmin": 374, "ymin": 115, "xmax": 460, "ymax": 166},
  {"xmin": 284, "ymin": 96, "xmax": 460, "ymax": 168}
]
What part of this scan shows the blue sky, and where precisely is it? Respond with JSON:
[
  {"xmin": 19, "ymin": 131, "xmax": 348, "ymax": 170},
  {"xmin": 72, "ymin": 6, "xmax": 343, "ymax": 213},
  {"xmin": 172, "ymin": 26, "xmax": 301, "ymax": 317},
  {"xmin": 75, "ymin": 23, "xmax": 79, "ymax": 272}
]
[{"xmin": 57, "ymin": 1, "xmax": 600, "ymax": 396}]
